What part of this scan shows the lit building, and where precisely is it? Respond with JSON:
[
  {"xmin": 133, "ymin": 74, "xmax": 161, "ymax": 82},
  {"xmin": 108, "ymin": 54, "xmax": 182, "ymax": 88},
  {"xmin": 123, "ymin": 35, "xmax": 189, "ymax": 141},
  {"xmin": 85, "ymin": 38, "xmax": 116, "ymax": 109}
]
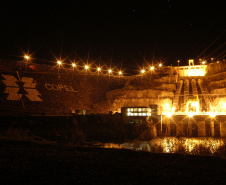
[{"xmin": 121, "ymin": 107, "xmax": 152, "ymax": 124}]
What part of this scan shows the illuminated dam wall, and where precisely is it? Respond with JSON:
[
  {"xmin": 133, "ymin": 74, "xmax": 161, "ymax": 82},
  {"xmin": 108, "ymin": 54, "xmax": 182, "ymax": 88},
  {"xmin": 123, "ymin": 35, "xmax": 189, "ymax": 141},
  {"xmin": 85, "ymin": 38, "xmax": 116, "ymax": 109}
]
[
  {"xmin": 0, "ymin": 60, "xmax": 226, "ymax": 137},
  {"xmin": 105, "ymin": 62, "xmax": 226, "ymax": 137},
  {"xmin": 0, "ymin": 60, "xmax": 126, "ymax": 115}
]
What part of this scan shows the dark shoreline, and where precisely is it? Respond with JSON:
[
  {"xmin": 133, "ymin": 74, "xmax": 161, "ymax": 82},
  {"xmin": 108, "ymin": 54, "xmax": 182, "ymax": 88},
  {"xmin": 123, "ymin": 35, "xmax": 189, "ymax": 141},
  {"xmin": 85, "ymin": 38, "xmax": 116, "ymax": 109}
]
[{"xmin": 0, "ymin": 139, "xmax": 225, "ymax": 185}]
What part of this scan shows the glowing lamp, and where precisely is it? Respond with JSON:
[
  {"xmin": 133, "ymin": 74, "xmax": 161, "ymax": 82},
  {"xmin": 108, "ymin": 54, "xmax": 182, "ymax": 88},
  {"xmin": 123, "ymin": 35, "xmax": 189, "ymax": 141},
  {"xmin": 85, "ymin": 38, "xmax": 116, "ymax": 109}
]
[
  {"xmin": 97, "ymin": 67, "xmax": 101, "ymax": 71},
  {"xmin": 210, "ymin": 113, "xmax": 216, "ymax": 118},
  {"xmin": 172, "ymin": 107, "xmax": 176, "ymax": 112},
  {"xmin": 72, "ymin": 63, "xmax": 76, "ymax": 67},
  {"xmin": 188, "ymin": 112, "xmax": 193, "ymax": 117},
  {"xmin": 141, "ymin": 69, "xmax": 145, "ymax": 74},
  {"xmin": 166, "ymin": 113, "xmax": 172, "ymax": 118},
  {"xmin": 222, "ymin": 103, "xmax": 226, "ymax": 108},
  {"xmin": 108, "ymin": 69, "xmax": 112, "ymax": 73},
  {"xmin": 85, "ymin": 65, "xmax": 89, "ymax": 69},
  {"xmin": 165, "ymin": 103, "xmax": 170, "ymax": 107},
  {"xmin": 150, "ymin": 66, "xmax": 154, "ymax": 70},
  {"xmin": 159, "ymin": 63, "xmax": 162, "ymax": 67},
  {"xmin": 24, "ymin": 55, "xmax": 30, "ymax": 60},
  {"xmin": 119, "ymin": 71, "xmax": 122, "ymax": 75},
  {"xmin": 57, "ymin": 61, "xmax": 62, "ymax": 65}
]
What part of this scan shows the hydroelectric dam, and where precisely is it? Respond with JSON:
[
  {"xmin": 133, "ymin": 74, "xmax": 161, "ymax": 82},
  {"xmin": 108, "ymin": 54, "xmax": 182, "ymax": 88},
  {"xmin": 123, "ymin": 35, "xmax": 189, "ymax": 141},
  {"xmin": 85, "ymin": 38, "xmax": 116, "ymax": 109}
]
[{"xmin": 0, "ymin": 59, "xmax": 226, "ymax": 138}]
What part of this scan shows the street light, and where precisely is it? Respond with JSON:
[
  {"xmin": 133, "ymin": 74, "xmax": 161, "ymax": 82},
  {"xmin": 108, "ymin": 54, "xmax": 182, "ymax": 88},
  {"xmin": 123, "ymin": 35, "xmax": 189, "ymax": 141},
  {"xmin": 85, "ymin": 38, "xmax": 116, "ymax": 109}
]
[
  {"xmin": 57, "ymin": 60, "xmax": 62, "ymax": 77},
  {"xmin": 57, "ymin": 60, "xmax": 62, "ymax": 65},
  {"xmin": 177, "ymin": 60, "xmax": 180, "ymax": 67},
  {"xmin": 24, "ymin": 55, "xmax": 30, "ymax": 60},
  {"xmin": 177, "ymin": 60, "xmax": 180, "ymax": 75},
  {"xmin": 24, "ymin": 55, "xmax": 30, "ymax": 72},
  {"xmin": 141, "ymin": 69, "xmax": 145, "ymax": 74},
  {"xmin": 71, "ymin": 63, "xmax": 76, "ymax": 74}
]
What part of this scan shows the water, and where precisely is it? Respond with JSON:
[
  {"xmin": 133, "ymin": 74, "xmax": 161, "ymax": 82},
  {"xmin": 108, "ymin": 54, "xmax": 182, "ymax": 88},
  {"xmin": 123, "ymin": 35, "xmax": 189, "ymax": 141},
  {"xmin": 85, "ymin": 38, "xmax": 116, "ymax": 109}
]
[{"xmin": 101, "ymin": 137, "xmax": 226, "ymax": 157}]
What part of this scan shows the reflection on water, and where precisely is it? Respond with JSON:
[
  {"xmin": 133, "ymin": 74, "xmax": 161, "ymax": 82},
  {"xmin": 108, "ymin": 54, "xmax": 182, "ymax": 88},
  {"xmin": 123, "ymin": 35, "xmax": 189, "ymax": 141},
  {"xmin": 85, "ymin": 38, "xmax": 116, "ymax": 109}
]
[{"xmin": 102, "ymin": 137, "xmax": 226, "ymax": 156}]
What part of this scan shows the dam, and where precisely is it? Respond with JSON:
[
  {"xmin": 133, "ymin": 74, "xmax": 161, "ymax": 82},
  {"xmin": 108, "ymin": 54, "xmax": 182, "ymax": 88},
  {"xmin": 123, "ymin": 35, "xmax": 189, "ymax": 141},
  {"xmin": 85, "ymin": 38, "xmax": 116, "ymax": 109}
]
[{"xmin": 0, "ymin": 59, "xmax": 226, "ymax": 137}]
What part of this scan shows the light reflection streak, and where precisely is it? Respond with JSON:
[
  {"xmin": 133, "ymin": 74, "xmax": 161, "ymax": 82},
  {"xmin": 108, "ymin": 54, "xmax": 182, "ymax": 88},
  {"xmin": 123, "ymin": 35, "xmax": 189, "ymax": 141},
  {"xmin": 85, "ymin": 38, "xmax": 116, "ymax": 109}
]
[{"xmin": 101, "ymin": 137, "xmax": 225, "ymax": 156}]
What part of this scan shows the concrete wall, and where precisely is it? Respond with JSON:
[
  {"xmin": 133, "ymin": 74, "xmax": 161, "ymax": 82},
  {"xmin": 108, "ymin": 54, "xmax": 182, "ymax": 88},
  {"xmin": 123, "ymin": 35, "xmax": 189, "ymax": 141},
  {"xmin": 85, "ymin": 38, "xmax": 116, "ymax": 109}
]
[{"xmin": 0, "ymin": 61, "xmax": 126, "ymax": 115}]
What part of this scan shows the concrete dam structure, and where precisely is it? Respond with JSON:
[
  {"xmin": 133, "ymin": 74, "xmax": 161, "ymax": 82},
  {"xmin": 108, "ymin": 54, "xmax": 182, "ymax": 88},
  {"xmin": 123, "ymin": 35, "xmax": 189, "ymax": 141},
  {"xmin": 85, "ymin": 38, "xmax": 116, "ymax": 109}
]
[
  {"xmin": 0, "ymin": 60, "xmax": 126, "ymax": 115},
  {"xmin": 0, "ymin": 59, "xmax": 226, "ymax": 137}
]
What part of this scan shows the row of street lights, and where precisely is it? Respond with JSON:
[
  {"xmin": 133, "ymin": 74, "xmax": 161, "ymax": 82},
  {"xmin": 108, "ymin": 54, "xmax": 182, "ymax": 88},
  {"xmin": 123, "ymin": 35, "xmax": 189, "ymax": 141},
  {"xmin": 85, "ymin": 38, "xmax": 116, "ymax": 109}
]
[
  {"xmin": 57, "ymin": 60, "xmax": 123, "ymax": 75},
  {"xmin": 140, "ymin": 63, "xmax": 163, "ymax": 74},
  {"xmin": 24, "ymin": 55, "xmax": 166, "ymax": 75}
]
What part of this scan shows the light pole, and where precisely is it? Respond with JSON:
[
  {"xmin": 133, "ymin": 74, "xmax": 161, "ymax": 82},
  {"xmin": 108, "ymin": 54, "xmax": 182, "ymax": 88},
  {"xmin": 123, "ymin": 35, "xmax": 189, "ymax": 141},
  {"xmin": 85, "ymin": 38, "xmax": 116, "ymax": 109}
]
[
  {"xmin": 57, "ymin": 60, "xmax": 62, "ymax": 78},
  {"xmin": 141, "ymin": 69, "xmax": 145, "ymax": 82},
  {"xmin": 24, "ymin": 55, "xmax": 30, "ymax": 72},
  {"xmin": 150, "ymin": 66, "xmax": 154, "ymax": 74},
  {"xmin": 177, "ymin": 60, "xmax": 180, "ymax": 76}
]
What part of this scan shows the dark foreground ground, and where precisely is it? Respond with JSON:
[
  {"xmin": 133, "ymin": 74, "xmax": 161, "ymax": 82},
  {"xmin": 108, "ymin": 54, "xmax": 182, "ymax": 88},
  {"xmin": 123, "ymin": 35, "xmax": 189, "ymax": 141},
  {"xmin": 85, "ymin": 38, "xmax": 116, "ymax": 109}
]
[{"xmin": 0, "ymin": 139, "xmax": 225, "ymax": 185}]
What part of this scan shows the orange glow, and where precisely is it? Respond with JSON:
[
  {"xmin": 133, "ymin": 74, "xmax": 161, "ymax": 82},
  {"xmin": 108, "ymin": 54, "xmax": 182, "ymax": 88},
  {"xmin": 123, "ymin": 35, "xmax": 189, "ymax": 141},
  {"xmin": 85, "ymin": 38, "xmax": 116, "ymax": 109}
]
[
  {"xmin": 188, "ymin": 112, "xmax": 194, "ymax": 117},
  {"xmin": 141, "ymin": 69, "xmax": 145, "ymax": 74},
  {"xmin": 24, "ymin": 55, "xmax": 30, "ymax": 60},
  {"xmin": 102, "ymin": 138, "xmax": 225, "ymax": 155},
  {"xmin": 166, "ymin": 113, "xmax": 172, "ymax": 118},
  {"xmin": 150, "ymin": 66, "xmax": 154, "ymax": 70},
  {"xmin": 72, "ymin": 63, "xmax": 76, "ymax": 67},
  {"xmin": 119, "ymin": 71, "xmax": 122, "ymax": 75},
  {"xmin": 85, "ymin": 65, "xmax": 89, "ymax": 69},
  {"xmin": 97, "ymin": 67, "xmax": 101, "ymax": 71},
  {"xmin": 209, "ymin": 112, "xmax": 216, "ymax": 118},
  {"xmin": 57, "ymin": 61, "xmax": 62, "ymax": 65},
  {"xmin": 108, "ymin": 69, "xmax": 112, "ymax": 73}
]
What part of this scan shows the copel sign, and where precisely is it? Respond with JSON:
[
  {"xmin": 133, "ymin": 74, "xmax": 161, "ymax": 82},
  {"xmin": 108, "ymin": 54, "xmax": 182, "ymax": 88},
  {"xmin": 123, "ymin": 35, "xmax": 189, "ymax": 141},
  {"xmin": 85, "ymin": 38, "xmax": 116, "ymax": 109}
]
[{"xmin": 45, "ymin": 84, "xmax": 77, "ymax": 92}]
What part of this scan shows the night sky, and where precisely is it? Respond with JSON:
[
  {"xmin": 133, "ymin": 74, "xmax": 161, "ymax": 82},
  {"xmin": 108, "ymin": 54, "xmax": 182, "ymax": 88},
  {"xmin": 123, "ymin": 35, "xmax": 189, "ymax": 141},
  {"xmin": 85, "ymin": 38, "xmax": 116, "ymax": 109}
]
[{"xmin": 0, "ymin": 0, "xmax": 225, "ymax": 74}]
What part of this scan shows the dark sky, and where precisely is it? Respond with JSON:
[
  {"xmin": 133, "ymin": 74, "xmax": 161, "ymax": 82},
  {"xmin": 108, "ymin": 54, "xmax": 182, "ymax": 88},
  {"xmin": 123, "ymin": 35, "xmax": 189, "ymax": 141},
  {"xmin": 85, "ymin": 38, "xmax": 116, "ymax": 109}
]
[{"xmin": 0, "ymin": 0, "xmax": 225, "ymax": 74}]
